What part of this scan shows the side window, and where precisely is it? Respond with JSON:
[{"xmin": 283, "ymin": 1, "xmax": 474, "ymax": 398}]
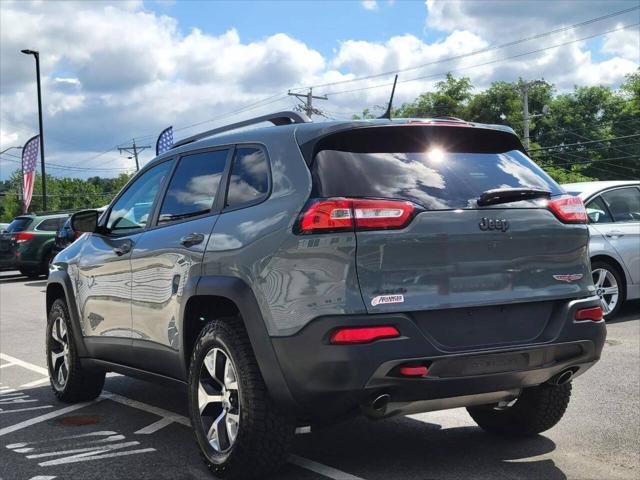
[
  {"xmin": 107, "ymin": 160, "xmax": 173, "ymax": 234},
  {"xmin": 36, "ymin": 218, "xmax": 63, "ymax": 231},
  {"xmin": 158, "ymin": 149, "xmax": 228, "ymax": 224},
  {"xmin": 225, "ymin": 147, "xmax": 269, "ymax": 208},
  {"xmin": 585, "ymin": 197, "xmax": 613, "ymax": 224},
  {"xmin": 601, "ymin": 187, "xmax": 640, "ymax": 223}
]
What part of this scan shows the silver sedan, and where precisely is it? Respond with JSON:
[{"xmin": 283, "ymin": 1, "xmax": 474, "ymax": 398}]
[{"xmin": 563, "ymin": 181, "xmax": 640, "ymax": 319}]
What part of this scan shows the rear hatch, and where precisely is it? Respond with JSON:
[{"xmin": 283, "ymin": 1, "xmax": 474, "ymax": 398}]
[
  {"xmin": 0, "ymin": 216, "xmax": 33, "ymax": 259},
  {"xmin": 303, "ymin": 124, "xmax": 592, "ymax": 347}
]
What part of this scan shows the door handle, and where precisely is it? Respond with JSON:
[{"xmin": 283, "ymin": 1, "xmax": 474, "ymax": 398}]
[
  {"xmin": 180, "ymin": 233, "xmax": 205, "ymax": 247},
  {"xmin": 605, "ymin": 230, "xmax": 624, "ymax": 238},
  {"xmin": 113, "ymin": 240, "xmax": 133, "ymax": 256}
]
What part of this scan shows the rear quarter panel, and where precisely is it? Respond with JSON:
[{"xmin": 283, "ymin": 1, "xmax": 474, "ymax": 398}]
[{"xmin": 202, "ymin": 129, "xmax": 367, "ymax": 336}]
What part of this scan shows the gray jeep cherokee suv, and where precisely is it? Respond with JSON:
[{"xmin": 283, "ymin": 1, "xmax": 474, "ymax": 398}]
[{"xmin": 46, "ymin": 112, "xmax": 606, "ymax": 479}]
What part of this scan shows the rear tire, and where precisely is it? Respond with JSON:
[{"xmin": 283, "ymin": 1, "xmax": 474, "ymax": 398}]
[
  {"xmin": 46, "ymin": 298, "xmax": 105, "ymax": 402},
  {"xmin": 591, "ymin": 260, "xmax": 625, "ymax": 320},
  {"xmin": 467, "ymin": 383, "xmax": 571, "ymax": 436},
  {"xmin": 188, "ymin": 317, "xmax": 295, "ymax": 479}
]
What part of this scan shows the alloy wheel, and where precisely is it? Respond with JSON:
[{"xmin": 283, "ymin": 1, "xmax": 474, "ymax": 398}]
[
  {"xmin": 592, "ymin": 267, "xmax": 619, "ymax": 315},
  {"xmin": 198, "ymin": 347, "xmax": 241, "ymax": 453},
  {"xmin": 50, "ymin": 316, "xmax": 70, "ymax": 388}
]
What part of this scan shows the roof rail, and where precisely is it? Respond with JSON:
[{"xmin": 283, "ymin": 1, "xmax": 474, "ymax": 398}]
[{"xmin": 172, "ymin": 110, "xmax": 311, "ymax": 149}]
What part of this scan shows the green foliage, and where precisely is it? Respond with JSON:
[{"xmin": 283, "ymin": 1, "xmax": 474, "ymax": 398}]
[
  {"xmin": 362, "ymin": 70, "xmax": 639, "ymax": 182},
  {"xmin": 397, "ymin": 73, "xmax": 473, "ymax": 118},
  {"xmin": 0, "ymin": 172, "xmax": 132, "ymax": 222}
]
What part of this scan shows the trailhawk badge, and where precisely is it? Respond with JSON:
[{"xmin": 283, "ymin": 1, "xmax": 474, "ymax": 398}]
[
  {"xmin": 371, "ymin": 294, "xmax": 405, "ymax": 306},
  {"xmin": 553, "ymin": 274, "xmax": 584, "ymax": 283}
]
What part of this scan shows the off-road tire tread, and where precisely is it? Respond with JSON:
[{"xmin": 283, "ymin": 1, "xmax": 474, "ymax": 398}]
[
  {"xmin": 47, "ymin": 298, "xmax": 105, "ymax": 402},
  {"xmin": 467, "ymin": 382, "xmax": 571, "ymax": 436},
  {"xmin": 189, "ymin": 318, "xmax": 294, "ymax": 480}
]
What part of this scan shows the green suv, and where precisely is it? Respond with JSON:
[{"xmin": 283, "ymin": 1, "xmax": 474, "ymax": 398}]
[{"xmin": 0, "ymin": 213, "xmax": 69, "ymax": 278}]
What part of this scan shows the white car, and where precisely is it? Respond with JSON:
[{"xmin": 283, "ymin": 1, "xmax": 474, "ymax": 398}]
[{"xmin": 563, "ymin": 181, "xmax": 640, "ymax": 319}]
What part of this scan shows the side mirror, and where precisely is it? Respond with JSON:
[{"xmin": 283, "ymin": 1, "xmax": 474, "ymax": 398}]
[{"xmin": 71, "ymin": 210, "xmax": 99, "ymax": 233}]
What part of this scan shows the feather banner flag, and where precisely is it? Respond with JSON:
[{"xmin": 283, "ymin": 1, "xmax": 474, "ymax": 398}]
[
  {"xmin": 21, "ymin": 134, "xmax": 39, "ymax": 212},
  {"xmin": 156, "ymin": 126, "xmax": 174, "ymax": 156}
]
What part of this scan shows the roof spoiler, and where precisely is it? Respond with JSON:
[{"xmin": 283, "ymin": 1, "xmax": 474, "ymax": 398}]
[{"xmin": 172, "ymin": 110, "xmax": 311, "ymax": 149}]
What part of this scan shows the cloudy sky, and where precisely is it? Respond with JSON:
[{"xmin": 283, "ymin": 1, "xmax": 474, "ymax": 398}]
[{"xmin": 0, "ymin": 0, "xmax": 638, "ymax": 180}]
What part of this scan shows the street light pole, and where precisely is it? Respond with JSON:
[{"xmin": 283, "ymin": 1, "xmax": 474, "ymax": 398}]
[{"xmin": 21, "ymin": 49, "xmax": 47, "ymax": 210}]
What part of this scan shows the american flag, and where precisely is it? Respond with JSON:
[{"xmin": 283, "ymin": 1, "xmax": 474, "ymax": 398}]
[
  {"xmin": 156, "ymin": 126, "xmax": 173, "ymax": 156},
  {"xmin": 22, "ymin": 135, "xmax": 39, "ymax": 212}
]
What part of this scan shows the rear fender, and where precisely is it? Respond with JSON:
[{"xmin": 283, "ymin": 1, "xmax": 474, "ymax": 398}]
[
  {"xmin": 183, "ymin": 275, "xmax": 297, "ymax": 409},
  {"xmin": 46, "ymin": 270, "xmax": 88, "ymax": 357}
]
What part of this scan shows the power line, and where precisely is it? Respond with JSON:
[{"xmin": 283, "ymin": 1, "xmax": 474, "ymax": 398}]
[
  {"xmin": 290, "ymin": 6, "xmax": 640, "ymax": 92},
  {"xmin": 288, "ymin": 89, "xmax": 327, "ymax": 118},
  {"xmin": 529, "ymin": 134, "xmax": 640, "ymax": 152},
  {"xmin": 323, "ymin": 23, "xmax": 639, "ymax": 96}
]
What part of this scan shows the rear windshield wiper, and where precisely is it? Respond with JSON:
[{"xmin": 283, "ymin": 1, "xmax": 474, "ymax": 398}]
[{"xmin": 477, "ymin": 187, "xmax": 551, "ymax": 207}]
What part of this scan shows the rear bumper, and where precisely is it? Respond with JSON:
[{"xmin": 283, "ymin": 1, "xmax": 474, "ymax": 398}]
[{"xmin": 271, "ymin": 296, "xmax": 606, "ymax": 422}]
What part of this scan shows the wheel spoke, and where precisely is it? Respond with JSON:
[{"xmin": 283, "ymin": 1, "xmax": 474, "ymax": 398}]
[
  {"xmin": 198, "ymin": 382, "xmax": 223, "ymax": 414},
  {"xmin": 603, "ymin": 286, "xmax": 618, "ymax": 295},
  {"xmin": 51, "ymin": 319, "xmax": 63, "ymax": 345},
  {"xmin": 595, "ymin": 269, "xmax": 606, "ymax": 287},
  {"xmin": 51, "ymin": 349, "xmax": 65, "ymax": 367},
  {"xmin": 226, "ymin": 412, "xmax": 239, "ymax": 444},
  {"xmin": 207, "ymin": 410, "xmax": 230, "ymax": 451},
  {"xmin": 600, "ymin": 296, "xmax": 610, "ymax": 314},
  {"xmin": 224, "ymin": 359, "xmax": 238, "ymax": 391}
]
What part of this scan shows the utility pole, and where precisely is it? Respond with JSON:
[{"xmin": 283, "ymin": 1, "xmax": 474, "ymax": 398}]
[
  {"xmin": 519, "ymin": 80, "xmax": 549, "ymax": 151},
  {"xmin": 288, "ymin": 88, "xmax": 328, "ymax": 118},
  {"xmin": 118, "ymin": 139, "xmax": 151, "ymax": 171},
  {"xmin": 519, "ymin": 82, "xmax": 531, "ymax": 150}
]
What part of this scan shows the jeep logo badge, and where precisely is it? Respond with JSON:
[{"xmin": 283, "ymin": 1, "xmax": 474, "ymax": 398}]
[{"xmin": 479, "ymin": 217, "xmax": 509, "ymax": 232}]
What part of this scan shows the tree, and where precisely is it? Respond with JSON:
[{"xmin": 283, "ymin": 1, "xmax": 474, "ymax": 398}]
[{"xmin": 397, "ymin": 73, "xmax": 473, "ymax": 118}]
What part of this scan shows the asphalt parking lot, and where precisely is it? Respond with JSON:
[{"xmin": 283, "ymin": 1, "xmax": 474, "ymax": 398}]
[{"xmin": 1, "ymin": 269, "xmax": 638, "ymax": 480}]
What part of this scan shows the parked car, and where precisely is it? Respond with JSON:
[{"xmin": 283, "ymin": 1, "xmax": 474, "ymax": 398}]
[
  {"xmin": 47, "ymin": 112, "xmax": 605, "ymax": 479},
  {"xmin": 562, "ymin": 181, "xmax": 640, "ymax": 319},
  {"xmin": 0, "ymin": 212, "xmax": 70, "ymax": 278},
  {"xmin": 54, "ymin": 206, "xmax": 107, "ymax": 254}
]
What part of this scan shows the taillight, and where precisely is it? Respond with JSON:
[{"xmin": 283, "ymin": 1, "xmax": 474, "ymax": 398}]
[
  {"xmin": 329, "ymin": 326, "xmax": 400, "ymax": 344},
  {"xmin": 296, "ymin": 198, "xmax": 418, "ymax": 234},
  {"xmin": 575, "ymin": 306, "xmax": 604, "ymax": 322},
  {"xmin": 547, "ymin": 196, "xmax": 587, "ymax": 224},
  {"xmin": 13, "ymin": 232, "xmax": 35, "ymax": 243}
]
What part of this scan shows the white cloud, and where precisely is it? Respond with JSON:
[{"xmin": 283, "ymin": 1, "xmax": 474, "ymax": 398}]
[
  {"xmin": 601, "ymin": 24, "xmax": 640, "ymax": 61},
  {"xmin": 0, "ymin": 0, "xmax": 637, "ymax": 180},
  {"xmin": 362, "ymin": 1, "xmax": 378, "ymax": 11}
]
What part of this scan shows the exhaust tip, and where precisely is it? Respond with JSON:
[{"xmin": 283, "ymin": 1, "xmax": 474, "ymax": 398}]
[
  {"xmin": 371, "ymin": 393, "xmax": 391, "ymax": 412},
  {"xmin": 552, "ymin": 368, "xmax": 576, "ymax": 386}
]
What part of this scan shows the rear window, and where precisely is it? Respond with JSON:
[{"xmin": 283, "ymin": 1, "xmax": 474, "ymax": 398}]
[
  {"xmin": 36, "ymin": 217, "xmax": 66, "ymax": 231},
  {"xmin": 311, "ymin": 126, "xmax": 561, "ymax": 210},
  {"xmin": 5, "ymin": 217, "xmax": 33, "ymax": 233}
]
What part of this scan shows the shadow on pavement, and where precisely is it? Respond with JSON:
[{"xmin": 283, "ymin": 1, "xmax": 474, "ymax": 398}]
[
  {"xmin": 295, "ymin": 415, "xmax": 565, "ymax": 480},
  {"xmin": 608, "ymin": 300, "xmax": 640, "ymax": 324}
]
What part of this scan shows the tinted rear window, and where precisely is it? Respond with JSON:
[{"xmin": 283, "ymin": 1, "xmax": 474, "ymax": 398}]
[
  {"xmin": 5, "ymin": 217, "xmax": 33, "ymax": 233},
  {"xmin": 36, "ymin": 217, "xmax": 66, "ymax": 231},
  {"xmin": 311, "ymin": 126, "xmax": 561, "ymax": 210}
]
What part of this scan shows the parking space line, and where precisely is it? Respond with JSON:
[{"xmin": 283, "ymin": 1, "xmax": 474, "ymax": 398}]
[
  {"xmin": 1, "ymin": 353, "xmax": 367, "ymax": 480},
  {"xmin": 135, "ymin": 417, "xmax": 176, "ymax": 435},
  {"xmin": 102, "ymin": 392, "xmax": 191, "ymax": 427},
  {"xmin": 0, "ymin": 399, "xmax": 103, "ymax": 436},
  {"xmin": 20, "ymin": 378, "xmax": 51, "ymax": 389},
  {"xmin": 38, "ymin": 447, "xmax": 157, "ymax": 466},
  {"xmin": 29, "ymin": 476, "xmax": 57, "ymax": 480},
  {"xmin": 289, "ymin": 455, "xmax": 366, "ymax": 480},
  {"xmin": 0, "ymin": 353, "xmax": 48, "ymax": 375},
  {"xmin": 0, "ymin": 405, "xmax": 53, "ymax": 414}
]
